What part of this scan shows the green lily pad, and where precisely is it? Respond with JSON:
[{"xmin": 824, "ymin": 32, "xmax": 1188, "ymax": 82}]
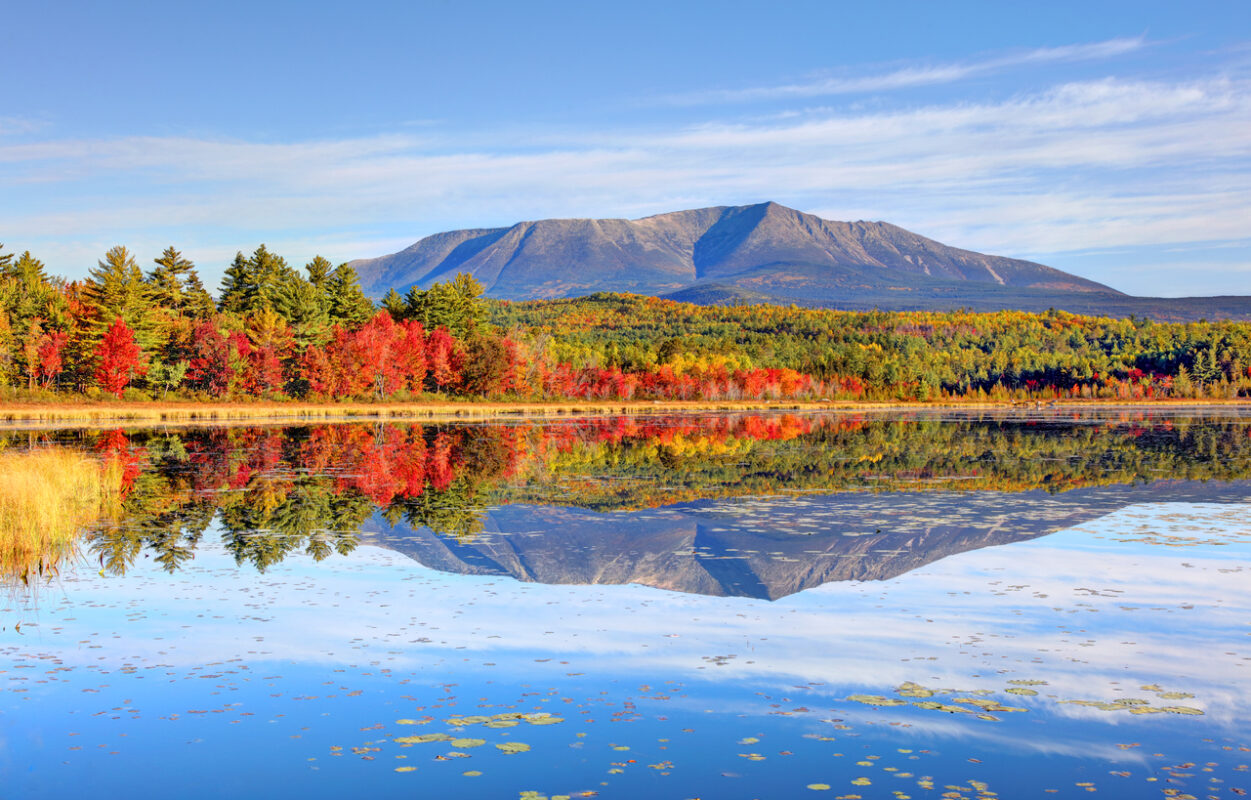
[
  {"xmin": 495, "ymin": 741, "xmax": 531, "ymax": 754},
  {"xmin": 395, "ymin": 733, "xmax": 452, "ymax": 745}
]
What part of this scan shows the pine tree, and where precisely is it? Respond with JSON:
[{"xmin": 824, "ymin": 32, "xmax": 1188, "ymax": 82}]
[
  {"xmin": 183, "ymin": 269, "xmax": 218, "ymax": 319},
  {"xmin": 148, "ymin": 246, "xmax": 194, "ymax": 311},
  {"xmin": 218, "ymin": 252, "xmax": 253, "ymax": 315},
  {"xmin": 305, "ymin": 255, "xmax": 333, "ymax": 291},
  {"xmin": 324, "ymin": 264, "xmax": 374, "ymax": 327},
  {"xmin": 382, "ymin": 288, "xmax": 407, "ymax": 319},
  {"xmin": 402, "ymin": 273, "xmax": 485, "ymax": 338},
  {"xmin": 83, "ymin": 246, "xmax": 157, "ymax": 350}
]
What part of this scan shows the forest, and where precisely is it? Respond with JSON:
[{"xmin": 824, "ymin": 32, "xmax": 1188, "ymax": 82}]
[{"xmin": 3, "ymin": 242, "xmax": 1251, "ymax": 403}]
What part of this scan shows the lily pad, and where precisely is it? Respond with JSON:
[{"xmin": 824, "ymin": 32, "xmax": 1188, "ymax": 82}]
[
  {"xmin": 495, "ymin": 741, "xmax": 531, "ymax": 754},
  {"xmin": 395, "ymin": 733, "xmax": 452, "ymax": 745},
  {"xmin": 847, "ymin": 694, "xmax": 908, "ymax": 707}
]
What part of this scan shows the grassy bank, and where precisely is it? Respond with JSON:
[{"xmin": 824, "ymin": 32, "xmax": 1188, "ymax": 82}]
[
  {"xmin": 0, "ymin": 449, "xmax": 120, "ymax": 584},
  {"xmin": 0, "ymin": 397, "xmax": 1248, "ymax": 430}
]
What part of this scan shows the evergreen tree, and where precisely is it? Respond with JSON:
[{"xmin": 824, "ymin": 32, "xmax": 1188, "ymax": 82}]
[
  {"xmin": 280, "ymin": 278, "xmax": 330, "ymax": 347},
  {"xmin": 323, "ymin": 263, "xmax": 374, "ymax": 327},
  {"xmin": 148, "ymin": 246, "xmax": 194, "ymax": 311},
  {"xmin": 305, "ymin": 255, "xmax": 333, "ymax": 291},
  {"xmin": 249, "ymin": 244, "xmax": 299, "ymax": 314},
  {"xmin": 402, "ymin": 272, "xmax": 485, "ymax": 338},
  {"xmin": 382, "ymin": 288, "xmax": 406, "ymax": 319},
  {"xmin": 217, "ymin": 252, "xmax": 253, "ymax": 315},
  {"xmin": 83, "ymin": 246, "xmax": 157, "ymax": 349},
  {"xmin": 183, "ymin": 269, "xmax": 218, "ymax": 319},
  {"xmin": 1, "ymin": 251, "xmax": 59, "ymax": 326}
]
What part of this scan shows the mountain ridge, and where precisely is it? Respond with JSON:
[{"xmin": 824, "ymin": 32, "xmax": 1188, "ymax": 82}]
[{"xmin": 350, "ymin": 202, "xmax": 1251, "ymax": 321}]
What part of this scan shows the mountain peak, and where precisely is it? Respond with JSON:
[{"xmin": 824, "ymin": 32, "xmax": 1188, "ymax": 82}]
[{"xmin": 350, "ymin": 203, "xmax": 1120, "ymax": 308}]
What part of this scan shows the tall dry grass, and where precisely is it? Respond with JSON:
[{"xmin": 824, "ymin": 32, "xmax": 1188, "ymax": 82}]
[{"xmin": 0, "ymin": 449, "xmax": 120, "ymax": 584}]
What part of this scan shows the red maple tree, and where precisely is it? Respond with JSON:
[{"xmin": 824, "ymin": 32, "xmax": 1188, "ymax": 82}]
[{"xmin": 94, "ymin": 317, "xmax": 145, "ymax": 397}]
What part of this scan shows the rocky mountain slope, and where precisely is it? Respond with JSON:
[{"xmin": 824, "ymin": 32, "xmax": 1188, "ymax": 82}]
[
  {"xmin": 352, "ymin": 201, "xmax": 1112, "ymax": 299},
  {"xmin": 351, "ymin": 202, "xmax": 1251, "ymax": 320}
]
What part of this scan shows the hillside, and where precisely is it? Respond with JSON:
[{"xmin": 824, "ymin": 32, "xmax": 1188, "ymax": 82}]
[
  {"xmin": 352, "ymin": 201, "xmax": 1111, "ymax": 298},
  {"xmin": 351, "ymin": 202, "xmax": 1251, "ymax": 321}
]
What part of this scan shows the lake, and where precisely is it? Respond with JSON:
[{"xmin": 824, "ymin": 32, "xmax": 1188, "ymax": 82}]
[{"xmin": 2, "ymin": 409, "xmax": 1249, "ymax": 799}]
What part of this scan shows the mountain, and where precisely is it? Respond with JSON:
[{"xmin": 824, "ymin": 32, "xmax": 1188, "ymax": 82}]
[
  {"xmin": 350, "ymin": 202, "xmax": 1251, "ymax": 320},
  {"xmin": 353, "ymin": 201, "xmax": 1107, "ymax": 297},
  {"xmin": 361, "ymin": 481, "xmax": 1251, "ymax": 600}
]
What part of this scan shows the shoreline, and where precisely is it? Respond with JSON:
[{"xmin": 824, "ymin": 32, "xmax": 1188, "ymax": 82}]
[{"xmin": 0, "ymin": 398, "xmax": 1248, "ymax": 431}]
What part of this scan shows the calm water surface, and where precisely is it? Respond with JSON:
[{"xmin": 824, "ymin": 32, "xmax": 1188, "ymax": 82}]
[{"xmin": 2, "ymin": 410, "xmax": 1249, "ymax": 799}]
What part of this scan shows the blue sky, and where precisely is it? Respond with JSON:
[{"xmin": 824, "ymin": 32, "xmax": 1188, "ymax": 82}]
[{"xmin": 2, "ymin": 0, "xmax": 1249, "ymax": 296}]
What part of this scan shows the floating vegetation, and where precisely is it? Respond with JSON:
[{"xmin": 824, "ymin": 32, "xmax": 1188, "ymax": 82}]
[
  {"xmin": 846, "ymin": 695, "xmax": 908, "ymax": 707},
  {"xmin": 395, "ymin": 733, "xmax": 453, "ymax": 745},
  {"xmin": 846, "ymin": 683, "xmax": 1027, "ymax": 720},
  {"xmin": 1060, "ymin": 699, "xmax": 1204, "ymax": 715},
  {"xmin": 495, "ymin": 742, "xmax": 531, "ymax": 754}
]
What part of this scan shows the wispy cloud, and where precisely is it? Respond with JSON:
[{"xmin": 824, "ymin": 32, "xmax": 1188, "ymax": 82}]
[
  {"xmin": 0, "ymin": 115, "xmax": 45, "ymax": 136},
  {"xmin": 1, "ymin": 68, "xmax": 1247, "ymax": 295},
  {"xmin": 660, "ymin": 36, "xmax": 1148, "ymax": 105}
]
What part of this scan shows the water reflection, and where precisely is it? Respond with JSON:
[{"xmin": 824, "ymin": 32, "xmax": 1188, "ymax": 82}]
[
  {"xmin": 5, "ymin": 410, "xmax": 1250, "ymax": 594},
  {"xmin": 2, "ymin": 410, "xmax": 1249, "ymax": 799}
]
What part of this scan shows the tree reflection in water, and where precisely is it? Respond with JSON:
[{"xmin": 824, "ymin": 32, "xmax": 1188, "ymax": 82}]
[{"xmin": 6, "ymin": 410, "xmax": 1249, "ymax": 579}]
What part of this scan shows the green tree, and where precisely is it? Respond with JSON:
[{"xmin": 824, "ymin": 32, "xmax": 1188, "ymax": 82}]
[
  {"xmin": 218, "ymin": 252, "xmax": 253, "ymax": 315},
  {"xmin": 381, "ymin": 288, "xmax": 406, "ymax": 319},
  {"xmin": 323, "ymin": 263, "xmax": 374, "ymax": 327},
  {"xmin": 83, "ymin": 246, "xmax": 157, "ymax": 350},
  {"xmin": 305, "ymin": 255, "xmax": 333, "ymax": 291},
  {"xmin": 183, "ymin": 269, "xmax": 217, "ymax": 319},
  {"xmin": 147, "ymin": 359, "xmax": 189, "ymax": 398},
  {"xmin": 148, "ymin": 246, "xmax": 195, "ymax": 312},
  {"xmin": 402, "ymin": 272, "xmax": 485, "ymax": 338}
]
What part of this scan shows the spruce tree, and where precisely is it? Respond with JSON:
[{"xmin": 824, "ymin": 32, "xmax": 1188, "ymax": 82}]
[
  {"xmin": 305, "ymin": 255, "xmax": 333, "ymax": 290},
  {"xmin": 381, "ymin": 288, "xmax": 406, "ymax": 319},
  {"xmin": 218, "ymin": 252, "xmax": 253, "ymax": 315},
  {"xmin": 324, "ymin": 264, "xmax": 374, "ymax": 327},
  {"xmin": 83, "ymin": 246, "xmax": 157, "ymax": 350},
  {"xmin": 183, "ymin": 269, "xmax": 218, "ymax": 319},
  {"xmin": 148, "ymin": 246, "xmax": 194, "ymax": 311}
]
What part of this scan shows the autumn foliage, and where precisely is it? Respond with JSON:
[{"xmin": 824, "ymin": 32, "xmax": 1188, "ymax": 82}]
[
  {"xmin": 93, "ymin": 318, "xmax": 144, "ymax": 397},
  {"xmin": 5, "ymin": 239, "xmax": 1251, "ymax": 402}
]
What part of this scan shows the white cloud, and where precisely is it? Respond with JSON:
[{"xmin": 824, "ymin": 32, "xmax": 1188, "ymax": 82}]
[
  {"xmin": 660, "ymin": 36, "xmax": 1148, "ymax": 105},
  {"xmin": 1, "ymin": 70, "xmax": 1248, "ymax": 294}
]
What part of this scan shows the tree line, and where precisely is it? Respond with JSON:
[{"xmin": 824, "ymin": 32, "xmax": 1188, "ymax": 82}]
[{"xmin": 4, "ymin": 241, "xmax": 1251, "ymax": 402}]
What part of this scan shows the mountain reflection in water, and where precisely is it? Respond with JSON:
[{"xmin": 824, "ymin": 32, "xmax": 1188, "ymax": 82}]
[{"xmin": 8, "ymin": 409, "xmax": 1251, "ymax": 597}]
